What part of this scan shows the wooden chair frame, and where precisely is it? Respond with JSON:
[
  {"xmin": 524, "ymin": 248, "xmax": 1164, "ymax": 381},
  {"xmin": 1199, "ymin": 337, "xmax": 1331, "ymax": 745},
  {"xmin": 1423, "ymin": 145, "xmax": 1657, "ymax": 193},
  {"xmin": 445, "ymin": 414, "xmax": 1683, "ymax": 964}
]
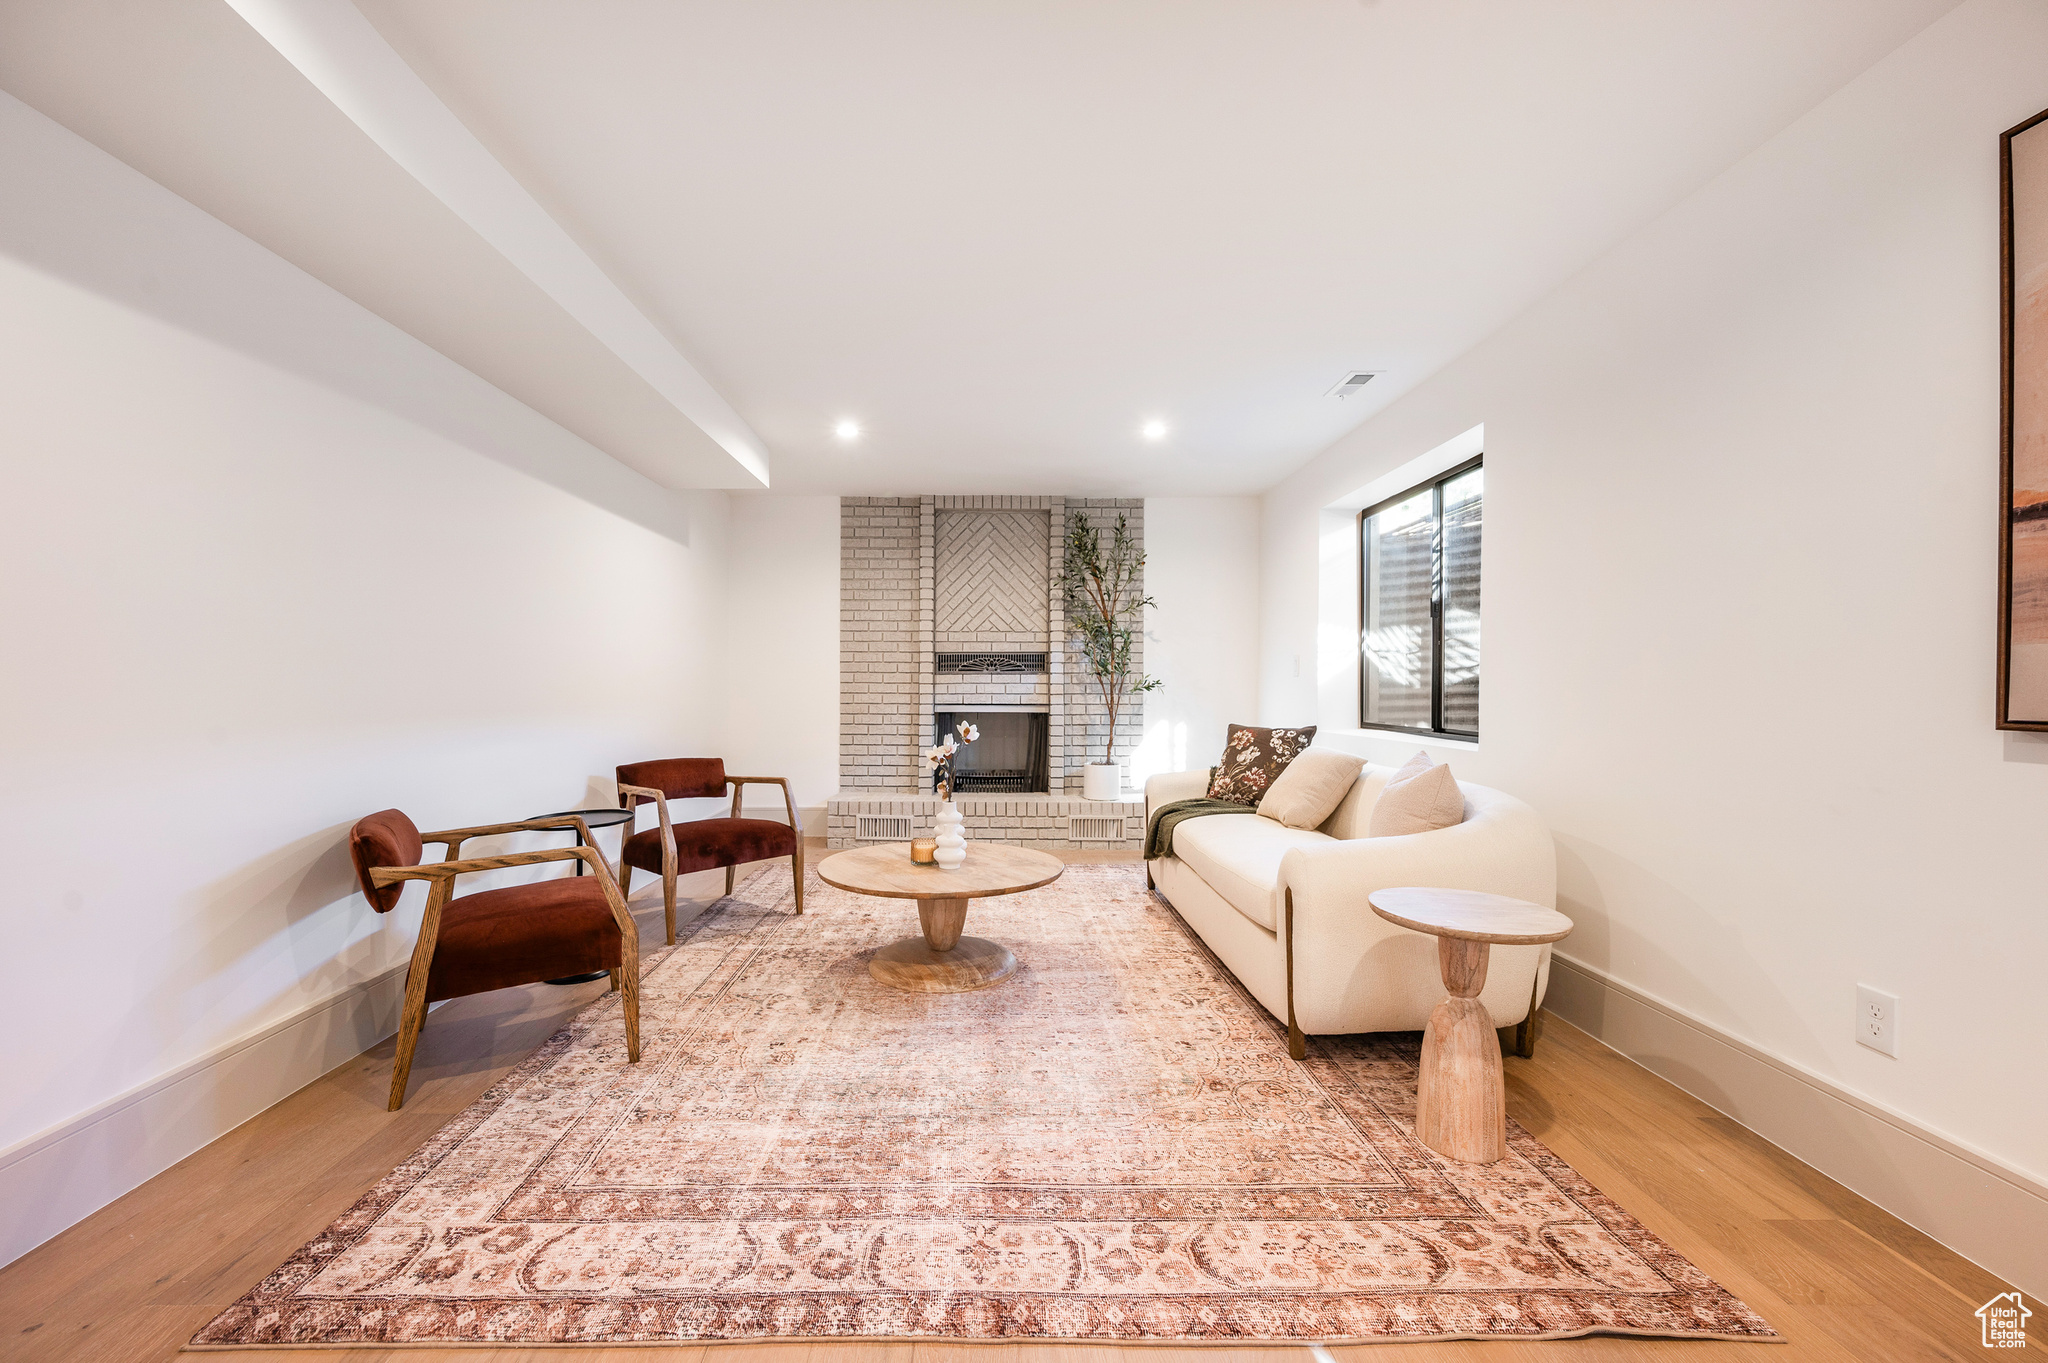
[
  {"xmin": 618, "ymin": 778, "xmax": 805, "ymax": 944},
  {"xmin": 366, "ymin": 815, "xmax": 641, "ymax": 1111}
]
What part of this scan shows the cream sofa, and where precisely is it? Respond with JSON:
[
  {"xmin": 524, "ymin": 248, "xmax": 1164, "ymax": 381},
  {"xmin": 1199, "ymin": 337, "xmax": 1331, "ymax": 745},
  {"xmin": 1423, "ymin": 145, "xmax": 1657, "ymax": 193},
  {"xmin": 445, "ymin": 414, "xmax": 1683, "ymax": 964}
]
[{"xmin": 1144, "ymin": 761, "xmax": 1557, "ymax": 1058}]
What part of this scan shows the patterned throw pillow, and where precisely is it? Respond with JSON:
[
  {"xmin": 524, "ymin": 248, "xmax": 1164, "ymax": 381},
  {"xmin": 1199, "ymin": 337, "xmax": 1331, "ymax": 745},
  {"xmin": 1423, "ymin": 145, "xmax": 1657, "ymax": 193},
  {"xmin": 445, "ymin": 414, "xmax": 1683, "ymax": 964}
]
[{"xmin": 1206, "ymin": 724, "xmax": 1317, "ymax": 806}]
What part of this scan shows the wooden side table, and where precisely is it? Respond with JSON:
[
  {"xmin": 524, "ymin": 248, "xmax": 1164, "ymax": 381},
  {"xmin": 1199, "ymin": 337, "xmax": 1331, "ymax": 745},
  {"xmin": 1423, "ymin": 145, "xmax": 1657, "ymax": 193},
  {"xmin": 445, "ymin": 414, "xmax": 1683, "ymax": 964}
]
[
  {"xmin": 1368, "ymin": 887, "xmax": 1573, "ymax": 1164},
  {"xmin": 817, "ymin": 843, "xmax": 1064, "ymax": 994}
]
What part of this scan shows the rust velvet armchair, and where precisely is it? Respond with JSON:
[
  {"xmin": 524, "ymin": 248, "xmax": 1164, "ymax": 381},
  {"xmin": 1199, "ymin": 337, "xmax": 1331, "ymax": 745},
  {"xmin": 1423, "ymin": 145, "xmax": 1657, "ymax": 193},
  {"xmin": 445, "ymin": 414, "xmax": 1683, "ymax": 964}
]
[
  {"xmin": 615, "ymin": 758, "xmax": 804, "ymax": 943},
  {"xmin": 348, "ymin": 809, "xmax": 642, "ymax": 1110}
]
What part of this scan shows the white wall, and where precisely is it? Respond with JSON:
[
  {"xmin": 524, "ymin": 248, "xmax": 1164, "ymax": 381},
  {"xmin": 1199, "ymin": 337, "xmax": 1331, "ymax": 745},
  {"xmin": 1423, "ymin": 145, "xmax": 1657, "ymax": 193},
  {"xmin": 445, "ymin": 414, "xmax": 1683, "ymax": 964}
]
[
  {"xmin": 1136, "ymin": 498, "xmax": 1263, "ymax": 783},
  {"xmin": 1260, "ymin": 0, "xmax": 2048, "ymax": 1290},
  {"xmin": 0, "ymin": 93, "xmax": 730, "ymax": 1265},
  {"xmin": 724, "ymin": 493, "xmax": 841, "ymax": 823}
]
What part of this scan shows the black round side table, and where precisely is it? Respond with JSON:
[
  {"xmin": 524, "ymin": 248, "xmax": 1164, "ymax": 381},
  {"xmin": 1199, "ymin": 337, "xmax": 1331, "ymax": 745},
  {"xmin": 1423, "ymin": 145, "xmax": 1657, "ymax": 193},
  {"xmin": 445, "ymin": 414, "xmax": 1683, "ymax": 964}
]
[{"xmin": 532, "ymin": 807, "xmax": 637, "ymax": 985}]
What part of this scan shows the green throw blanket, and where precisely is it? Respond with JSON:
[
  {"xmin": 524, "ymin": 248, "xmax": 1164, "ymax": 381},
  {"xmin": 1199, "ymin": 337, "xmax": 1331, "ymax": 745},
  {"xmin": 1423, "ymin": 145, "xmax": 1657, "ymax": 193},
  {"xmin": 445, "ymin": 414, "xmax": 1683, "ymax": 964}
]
[{"xmin": 1144, "ymin": 796, "xmax": 1259, "ymax": 860}]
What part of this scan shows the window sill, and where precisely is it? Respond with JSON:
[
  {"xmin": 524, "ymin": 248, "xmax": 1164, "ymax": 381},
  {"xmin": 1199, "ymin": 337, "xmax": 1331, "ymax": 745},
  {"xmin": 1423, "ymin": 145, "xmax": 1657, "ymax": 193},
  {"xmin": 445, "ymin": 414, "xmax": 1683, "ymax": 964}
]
[{"xmin": 1331, "ymin": 727, "xmax": 1480, "ymax": 753}]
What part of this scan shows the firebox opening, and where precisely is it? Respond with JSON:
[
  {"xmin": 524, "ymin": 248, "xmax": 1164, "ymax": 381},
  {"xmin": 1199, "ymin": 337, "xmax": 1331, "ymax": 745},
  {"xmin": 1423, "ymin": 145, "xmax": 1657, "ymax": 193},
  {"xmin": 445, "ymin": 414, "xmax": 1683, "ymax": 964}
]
[{"xmin": 934, "ymin": 710, "xmax": 1049, "ymax": 793}]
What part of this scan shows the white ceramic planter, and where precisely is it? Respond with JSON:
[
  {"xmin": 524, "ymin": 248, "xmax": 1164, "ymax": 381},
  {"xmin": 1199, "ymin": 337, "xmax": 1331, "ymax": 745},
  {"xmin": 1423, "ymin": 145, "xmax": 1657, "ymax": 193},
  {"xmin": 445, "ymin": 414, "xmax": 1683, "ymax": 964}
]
[
  {"xmin": 933, "ymin": 800, "xmax": 967, "ymax": 870},
  {"xmin": 1082, "ymin": 762, "xmax": 1121, "ymax": 801}
]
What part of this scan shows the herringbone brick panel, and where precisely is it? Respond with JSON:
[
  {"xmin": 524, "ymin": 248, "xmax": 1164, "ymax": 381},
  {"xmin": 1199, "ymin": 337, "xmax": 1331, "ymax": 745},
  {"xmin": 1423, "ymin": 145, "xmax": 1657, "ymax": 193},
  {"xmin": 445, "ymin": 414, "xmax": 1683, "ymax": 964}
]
[{"xmin": 935, "ymin": 510, "xmax": 1050, "ymax": 641}]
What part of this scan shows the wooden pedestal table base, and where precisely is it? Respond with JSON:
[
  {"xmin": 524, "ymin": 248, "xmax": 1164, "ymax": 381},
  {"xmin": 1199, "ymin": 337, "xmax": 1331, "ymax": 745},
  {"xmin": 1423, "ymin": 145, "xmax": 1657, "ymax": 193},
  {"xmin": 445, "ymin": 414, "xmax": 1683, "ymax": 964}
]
[
  {"xmin": 869, "ymin": 900, "xmax": 1014, "ymax": 993},
  {"xmin": 1368, "ymin": 887, "xmax": 1573, "ymax": 1164},
  {"xmin": 817, "ymin": 842, "xmax": 1064, "ymax": 994}
]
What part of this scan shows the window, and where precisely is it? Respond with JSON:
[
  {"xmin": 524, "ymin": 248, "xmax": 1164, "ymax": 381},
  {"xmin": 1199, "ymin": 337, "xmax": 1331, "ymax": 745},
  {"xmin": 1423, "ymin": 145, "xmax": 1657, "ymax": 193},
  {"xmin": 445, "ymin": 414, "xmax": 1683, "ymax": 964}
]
[{"xmin": 1359, "ymin": 457, "xmax": 1481, "ymax": 738}]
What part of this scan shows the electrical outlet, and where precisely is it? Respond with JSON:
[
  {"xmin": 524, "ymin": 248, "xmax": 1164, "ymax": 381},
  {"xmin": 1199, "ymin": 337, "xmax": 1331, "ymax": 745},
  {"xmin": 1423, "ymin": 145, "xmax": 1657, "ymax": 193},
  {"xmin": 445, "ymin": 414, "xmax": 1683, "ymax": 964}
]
[{"xmin": 1856, "ymin": 984, "xmax": 1898, "ymax": 1056}]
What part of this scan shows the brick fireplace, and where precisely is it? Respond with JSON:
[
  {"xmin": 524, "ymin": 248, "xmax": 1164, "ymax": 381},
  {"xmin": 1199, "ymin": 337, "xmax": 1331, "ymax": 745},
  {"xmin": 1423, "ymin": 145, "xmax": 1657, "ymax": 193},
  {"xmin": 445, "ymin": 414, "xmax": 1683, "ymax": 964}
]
[{"xmin": 828, "ymin": 495, "xmax": 1146, "ymax": 850}]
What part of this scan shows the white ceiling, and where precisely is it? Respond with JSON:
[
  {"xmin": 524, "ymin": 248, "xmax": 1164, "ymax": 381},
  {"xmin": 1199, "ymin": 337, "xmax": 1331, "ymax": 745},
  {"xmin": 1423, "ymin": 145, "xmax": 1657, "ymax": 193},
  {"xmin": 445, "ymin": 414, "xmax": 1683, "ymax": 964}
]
[
  {"xmin": 0, "ymin": 0, "xmax": 763, "ymax": 490},
  {"xmin": 4, "ymin": 0, "xmax": 1958, "ymax": 495}
]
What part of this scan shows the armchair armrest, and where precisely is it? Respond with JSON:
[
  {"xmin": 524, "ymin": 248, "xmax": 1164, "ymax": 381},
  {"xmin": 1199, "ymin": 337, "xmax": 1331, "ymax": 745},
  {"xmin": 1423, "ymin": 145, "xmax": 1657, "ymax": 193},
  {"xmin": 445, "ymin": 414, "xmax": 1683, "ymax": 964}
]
[
  {"xmin": 418, "ymin": 815, "xmax": 598, "ymax": 861},
  {"xmin": 369, "ymin": 845, "xmax": 602, "ymax": 885},
  {"xmin": 1143, "ymin": 768, "xmax": 1216, "ymax": 827},
  {"xmin": 725, "ymin": 776, "xmax": 799, "ymax": 831},
  {"xmin": 616, "ymin": 783, "xmax": 668, "ymax": 814},
  {"xmin": 618, "ymin": 782, "xmax": 675, "ymax": 875}
]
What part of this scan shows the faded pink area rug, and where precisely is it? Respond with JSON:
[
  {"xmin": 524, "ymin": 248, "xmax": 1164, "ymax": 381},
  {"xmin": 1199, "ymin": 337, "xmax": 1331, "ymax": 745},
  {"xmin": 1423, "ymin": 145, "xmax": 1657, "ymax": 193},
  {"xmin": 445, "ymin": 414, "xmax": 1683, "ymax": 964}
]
[{"xmin": 191, "ymin": 862, "xmax": 1775, "ymax": 1347}]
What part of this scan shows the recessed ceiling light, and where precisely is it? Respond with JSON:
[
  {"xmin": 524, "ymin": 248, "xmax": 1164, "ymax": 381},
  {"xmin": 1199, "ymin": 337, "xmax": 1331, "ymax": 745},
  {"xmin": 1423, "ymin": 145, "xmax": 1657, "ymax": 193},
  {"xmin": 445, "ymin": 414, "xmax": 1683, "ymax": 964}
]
[
  {"xmin": 834, "ymin": 419, "xmax": 861, "ymax": 440},
  {"xmin": 1141, "ymin": 419, "xmax": 1168, "ymax": 441}
]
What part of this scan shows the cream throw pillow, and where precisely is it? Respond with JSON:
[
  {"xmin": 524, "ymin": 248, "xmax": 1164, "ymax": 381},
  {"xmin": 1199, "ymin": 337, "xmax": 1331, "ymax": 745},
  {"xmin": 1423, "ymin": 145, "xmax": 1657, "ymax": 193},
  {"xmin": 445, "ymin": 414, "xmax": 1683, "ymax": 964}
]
[
  {"xmin": 1256, "ymin": 748, "xmax": 1366, "ymax": 830},
  {"xmin": 1368, "ymin": 751, "xmax": 1465, "ymax": 837}
]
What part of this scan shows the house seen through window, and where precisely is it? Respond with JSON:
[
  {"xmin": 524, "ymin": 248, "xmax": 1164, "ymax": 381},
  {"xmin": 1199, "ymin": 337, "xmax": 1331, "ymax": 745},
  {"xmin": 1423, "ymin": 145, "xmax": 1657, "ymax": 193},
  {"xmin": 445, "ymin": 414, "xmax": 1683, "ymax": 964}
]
[{"xmin": 1360, "ymin": 457, "xmax": 1481, "ymax": 738}]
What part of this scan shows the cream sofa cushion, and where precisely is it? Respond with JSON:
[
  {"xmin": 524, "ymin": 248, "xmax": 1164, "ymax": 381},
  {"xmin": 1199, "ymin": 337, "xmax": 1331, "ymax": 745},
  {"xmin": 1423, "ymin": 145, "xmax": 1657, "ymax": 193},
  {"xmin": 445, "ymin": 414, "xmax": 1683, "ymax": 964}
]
[
  {"xmin": 1368, "ymin": 751, "xmax": 1465, "ymax": 837},
  {"xmin": 1170, "ymin": 815, "xmax": 1332, "ymax": 930},
  {"xmin": 1257, "ymin": 748, "xmax": 1367, "ymax": 830},
  {"xmin": 1317, "ymin": 763, "xmax": 1393, "ymax": 840}
]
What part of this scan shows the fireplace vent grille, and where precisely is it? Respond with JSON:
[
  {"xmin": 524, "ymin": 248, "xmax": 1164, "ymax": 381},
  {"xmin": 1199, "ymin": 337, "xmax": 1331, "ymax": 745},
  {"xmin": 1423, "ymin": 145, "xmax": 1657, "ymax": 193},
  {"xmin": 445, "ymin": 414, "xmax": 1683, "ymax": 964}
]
[
  {"xmin": 955, "ymin": 770, "xmax": 1032, "ymax": 793},
  {"xmin": 1068, "ymin": 816, "xmax": 1126, "ymax": 843},
  {"xmin": 854, "ymin": 815, "xmax": 914, "ymax": 841},
  {"xmin": 935, "ymin": 652, "xmax": 1047, "ymax": 673}
]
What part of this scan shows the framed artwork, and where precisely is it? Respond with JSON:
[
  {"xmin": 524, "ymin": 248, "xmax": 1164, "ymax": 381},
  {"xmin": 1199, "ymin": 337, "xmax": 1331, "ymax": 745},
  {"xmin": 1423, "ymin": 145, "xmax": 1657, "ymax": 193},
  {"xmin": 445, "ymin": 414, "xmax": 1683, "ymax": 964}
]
[{"xmin": 2000, "ymin": 105, "xmax": 2048, "ymax": 730}]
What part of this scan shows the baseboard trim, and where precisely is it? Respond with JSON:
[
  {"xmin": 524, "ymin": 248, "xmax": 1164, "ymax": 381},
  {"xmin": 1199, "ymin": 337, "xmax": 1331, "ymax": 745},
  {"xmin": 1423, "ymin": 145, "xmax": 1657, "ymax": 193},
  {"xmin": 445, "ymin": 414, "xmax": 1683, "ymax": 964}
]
[
  {"xmin": 0, "ymin": 961, "xmax": 410, "ymax": 1269},
  {"xmin": 1544, "ymin": 953, "xmax": 2046, "ymax": 1299}
]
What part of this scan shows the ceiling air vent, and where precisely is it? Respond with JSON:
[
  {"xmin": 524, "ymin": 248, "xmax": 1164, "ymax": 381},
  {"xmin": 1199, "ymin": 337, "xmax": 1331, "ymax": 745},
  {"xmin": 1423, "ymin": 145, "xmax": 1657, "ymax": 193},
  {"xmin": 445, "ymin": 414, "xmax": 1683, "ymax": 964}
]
[{"xmin": 1326, "ymin": 371, "xmax": 1381, "ymax": 399}]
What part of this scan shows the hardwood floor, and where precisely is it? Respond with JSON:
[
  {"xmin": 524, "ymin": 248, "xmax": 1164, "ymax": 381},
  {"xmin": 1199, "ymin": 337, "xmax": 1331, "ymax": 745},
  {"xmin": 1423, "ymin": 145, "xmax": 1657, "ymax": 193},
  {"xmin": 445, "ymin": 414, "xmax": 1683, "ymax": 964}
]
[{"xmin": 1, "ymin": 849, "xmax": 2035, "ymax": 1362}]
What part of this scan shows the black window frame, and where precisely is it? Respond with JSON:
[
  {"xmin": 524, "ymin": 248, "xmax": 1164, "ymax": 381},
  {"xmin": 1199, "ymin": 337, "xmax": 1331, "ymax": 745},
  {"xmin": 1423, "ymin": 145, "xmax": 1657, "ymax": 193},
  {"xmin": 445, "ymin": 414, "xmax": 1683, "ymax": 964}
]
[{"xmin": 1357, "ymin": 453, "xmax": 1483, "ymax": 740}]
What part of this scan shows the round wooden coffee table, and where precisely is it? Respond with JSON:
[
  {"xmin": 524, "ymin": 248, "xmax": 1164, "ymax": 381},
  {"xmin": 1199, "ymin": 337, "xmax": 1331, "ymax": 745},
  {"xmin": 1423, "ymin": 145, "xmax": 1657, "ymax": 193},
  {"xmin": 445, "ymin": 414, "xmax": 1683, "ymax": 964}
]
[
  {"xmin": 818, "ymin": 843, "xmax": 1064, "ymax": 993},
  {"xmin": 1368, "ymin": 887, "xmax": 1573, "ymax": 1164}
]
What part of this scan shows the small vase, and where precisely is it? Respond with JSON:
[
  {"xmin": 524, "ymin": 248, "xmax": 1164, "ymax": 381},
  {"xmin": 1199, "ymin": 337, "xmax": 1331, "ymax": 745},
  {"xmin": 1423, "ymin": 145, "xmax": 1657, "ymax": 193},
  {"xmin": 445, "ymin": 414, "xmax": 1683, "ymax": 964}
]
[{"xmin": 933, "ymin": 800, "xmax": 967, "ymax": 870}]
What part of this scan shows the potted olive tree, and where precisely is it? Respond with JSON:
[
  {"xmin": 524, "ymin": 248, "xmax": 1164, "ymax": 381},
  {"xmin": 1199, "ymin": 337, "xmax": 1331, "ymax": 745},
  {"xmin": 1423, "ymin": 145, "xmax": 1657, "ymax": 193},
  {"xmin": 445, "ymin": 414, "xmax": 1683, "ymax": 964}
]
[{"xmin": 1060, "ymin": 511, "xmax": 1161, "ymax": 800}]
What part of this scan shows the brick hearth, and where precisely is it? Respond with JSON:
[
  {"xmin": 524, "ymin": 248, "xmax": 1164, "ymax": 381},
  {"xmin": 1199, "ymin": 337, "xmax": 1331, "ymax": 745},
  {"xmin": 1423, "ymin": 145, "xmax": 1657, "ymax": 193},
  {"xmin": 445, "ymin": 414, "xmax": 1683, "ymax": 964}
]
[{"xmin": 824, "ymin": 795, "xmax": 1144, "ymax": 851}]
